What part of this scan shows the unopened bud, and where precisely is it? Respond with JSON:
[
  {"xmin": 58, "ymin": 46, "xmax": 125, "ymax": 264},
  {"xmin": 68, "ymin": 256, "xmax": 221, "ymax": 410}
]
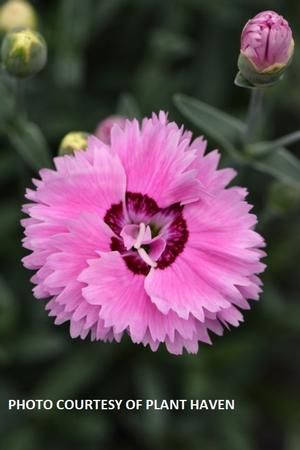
[
  {"xmin": 95, "ymin": 115, "xmax": 126, "ymax": 145},
  {"xmin": 59, "ymin": 132, "xmax": 89, "ymax": 156},
  {"xmin": 236, "ymin": 11, "xmax": 294, "ymax": 88},
  {"xmin": 1, "ymin": 28, "xmax": 47, "ymax": 78}
]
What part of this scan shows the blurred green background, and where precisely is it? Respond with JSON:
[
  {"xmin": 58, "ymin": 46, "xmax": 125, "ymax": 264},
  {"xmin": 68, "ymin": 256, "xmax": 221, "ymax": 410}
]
[{"xmin": 0, "ymin": 0, "xmax": 300, "ymax": 449}]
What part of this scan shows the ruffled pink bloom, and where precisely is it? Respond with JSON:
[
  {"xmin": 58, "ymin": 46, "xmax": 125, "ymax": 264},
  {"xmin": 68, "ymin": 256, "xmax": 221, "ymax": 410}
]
[
  {"xmin": 22, "ymin": 112, "xmax": 266, "ymax": 355},
  {"xmin": 95, "ymin": 115, "xmax": 126, "ymax": 145},
  {"xmin": 241, "ymin": 10, "xmax": 294, "ymax": 72}
]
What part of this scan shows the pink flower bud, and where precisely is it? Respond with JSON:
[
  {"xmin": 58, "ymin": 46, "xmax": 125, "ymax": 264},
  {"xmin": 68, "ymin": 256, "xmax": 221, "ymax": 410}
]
[
  {"xmin": 241, "ymin": 10, "xmax": 294, "ymax": 74},
  {"xmin": 95, "ymin": 115, "xmax": 126, "ymax": 145}
]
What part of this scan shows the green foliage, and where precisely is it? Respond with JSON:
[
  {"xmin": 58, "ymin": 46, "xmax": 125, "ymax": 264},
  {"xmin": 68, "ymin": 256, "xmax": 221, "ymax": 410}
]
[
  {"xmin": 174, "ymin": 94, "xmax": 300, "ymax": 188},
  {"xmin": 251, "ymin": 147, "xmax": 300, "ymax": 189},
  {"xmin": 6, "ymin": 119, "xmax": 51, "ymax": 170},
  {"xmin": 248, "ymin": 131, "xmax": 300, "ymax": 155}
]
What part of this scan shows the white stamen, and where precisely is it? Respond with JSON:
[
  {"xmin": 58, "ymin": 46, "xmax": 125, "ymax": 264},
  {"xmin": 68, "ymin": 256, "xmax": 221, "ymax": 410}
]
[
  {"xmin": 134, "ymin": 222, "xmax": 146, "ymax": 249},
  {"xmin": 137, "ymin": 248, "xmax": 157, "ymax": 268}
]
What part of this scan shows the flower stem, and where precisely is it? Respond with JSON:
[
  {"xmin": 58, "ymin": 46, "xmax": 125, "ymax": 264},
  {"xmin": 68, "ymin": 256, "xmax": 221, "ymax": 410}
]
[{"xmin": 244, "ymin": 88, "xmax": 264, "ymax": 145}]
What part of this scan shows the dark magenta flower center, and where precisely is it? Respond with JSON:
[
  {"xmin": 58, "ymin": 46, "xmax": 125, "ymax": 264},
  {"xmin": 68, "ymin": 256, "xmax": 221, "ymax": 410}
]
[{"xmin": 104, "ymin": 192, "xmax": 188, "ymax": 275}]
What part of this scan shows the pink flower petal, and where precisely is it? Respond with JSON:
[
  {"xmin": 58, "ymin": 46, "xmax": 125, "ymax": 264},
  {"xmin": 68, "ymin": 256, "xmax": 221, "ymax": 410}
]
[
  {"xmin": 79, "ymin": 251, "xmax": 203, "ymax": 348},
  {"xmin": 110, "ymin": 114, "xmax": 205, "ymax": 207},
  {"xmin": 26, "ymin": 137, "xmax": 126, "ymax": 224}
]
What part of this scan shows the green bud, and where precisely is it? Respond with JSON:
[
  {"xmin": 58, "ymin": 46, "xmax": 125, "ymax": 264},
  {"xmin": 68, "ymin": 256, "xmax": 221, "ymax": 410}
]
[
  {"xmin": 1, "ymin": 28, "xmax": 47, "ymax": 78},
  {"xmin": 59, "ymin": 132, "xmax": 89, "ymax": 156},
  {"xmin": 0, "ymin": 0, "xmax": 38, "ymax": 34}
]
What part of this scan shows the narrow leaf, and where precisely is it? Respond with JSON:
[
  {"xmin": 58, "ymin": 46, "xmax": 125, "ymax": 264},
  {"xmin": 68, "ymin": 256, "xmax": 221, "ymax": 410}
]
[
  {"xmin": 249, "ymin": 131, "xmax": 300, "ymax": 156},
  {"xmin": 6, "ymin": 120, "xmax": 52, "ymax": 171},
  {"xmin": 251, "ymin": 147, "xmax": 300, "ymax": 188},
  {"xmin": 174, "ymin": 93, "xmax": 245, "ymax": 158},
  {"xmin": 0, "ymin": 276, "xmax": 17, "ymax": 335},
  {"xmin": 34, "ymin": 346, "xmax": 112, "ymax": 399},
  {"xmin": 13, "ymin": 332, "xmax": 66, "ymax": 362},
  {"xmin": 234, "ymin": 72, "xmax": 255, "ymax": 89}
]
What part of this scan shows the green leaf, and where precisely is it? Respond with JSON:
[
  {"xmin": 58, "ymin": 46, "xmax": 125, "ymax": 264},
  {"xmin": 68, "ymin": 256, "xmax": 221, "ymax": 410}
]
[
  {"xmin": 150, "ymin": 30, "xmax": 193, "ymax": 60},
  {"xmin": 5, "ymin": 119, "xmax": 52, "ymax": 171},
  {"xmin": 267, "ymin": 182, "xmax": 300, "ymax": 214},
  {"xmin": 234, "ymin": 72, "xmax": 255, "ymax": 90},
  {"xmin": 174, "ymin": 94, "xmax": 245, "ymax": 158},
  {"xmin": 248, "ymin": 131, "xmax": 300, "ymax": 156},
  {"xmin": 251, "ymin": 147, "xmax": 300, "ymax": 188},
  {"xmin": 12, "ymin": 332, "xmax": 66, "ymax": 363},
  {"xmin": 287, "ymin": 426, "xmax": 300, "ymax": 450}
]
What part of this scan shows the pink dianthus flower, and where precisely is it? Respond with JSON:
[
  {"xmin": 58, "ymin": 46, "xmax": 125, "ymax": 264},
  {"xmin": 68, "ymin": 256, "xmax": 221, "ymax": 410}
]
[
  {"xmin": 22, "ymin": 112, "xmax": 266, "ymax": 355},
  {"xmin": 241, "ymin": 10, "xmax": 294, "ymax": 73}
]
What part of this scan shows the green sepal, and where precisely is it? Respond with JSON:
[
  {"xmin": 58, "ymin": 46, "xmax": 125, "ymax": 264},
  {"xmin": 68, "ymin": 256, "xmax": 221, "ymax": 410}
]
[
  {"xmin": 237, "ymin": 54, "xmax": 286, "ymax": 88},
  {"xmin": 234, "ymin": 72, "xmax": 256, "ymax": 89}
]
